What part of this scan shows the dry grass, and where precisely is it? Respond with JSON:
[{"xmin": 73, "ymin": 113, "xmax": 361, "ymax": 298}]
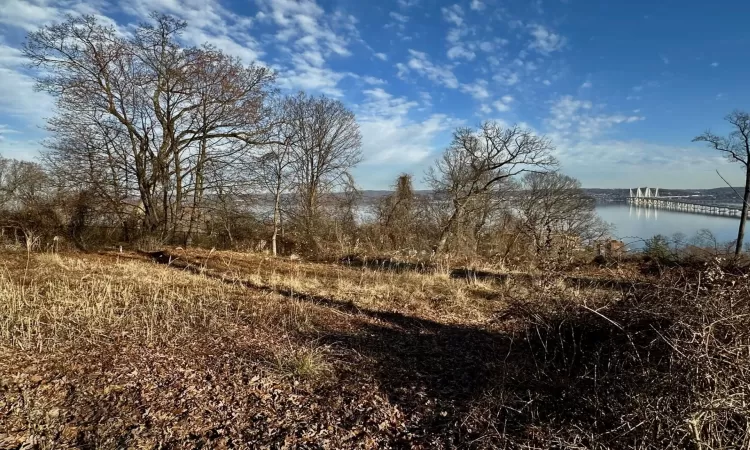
[
  {"xmin": 1, "ymin": 248, "xmax": 747, "ymax": 448},
  {"xmin": 0, "ymin": 254, "xmax": 256, "ymax": 350},
  {"xmin": 274, "ymin": 344, "xmax": 334, "ymax": 381}
]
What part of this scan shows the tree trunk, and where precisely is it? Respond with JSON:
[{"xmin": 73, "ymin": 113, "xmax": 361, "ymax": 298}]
[
  {"xmin": 736, "ymin": 169, "xmax": 750, "ymax": 255},
  {"xmin": 436, "ymin": 202, "xmax": 464, "ymax": 254},
  {"xmin": 272, "ymin": 186, "xmax": 281, "ymax": 256},
  {"xmin": 185, "ymin": 138, "xmax": 207, "ymax": 248}
]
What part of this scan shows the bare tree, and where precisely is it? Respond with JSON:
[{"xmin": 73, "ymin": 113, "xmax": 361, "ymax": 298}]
[
  {"xmin": 426, "ymin": 121, "xmax": 557, "ymax": 253},
  {"xmin": 254, "ymin": 136, "xmax": 295, "ymax": 255},
  {"xmin": 0, "ymin": 156, "xmax": 49, "ymax": 211},
  {"xmin": 516, "ymin": 172, "xmax": 608, "ymax": 255},
  {"xmin": 0, "ymin": 155, "xmax": 62, "ymax": 249},
  {"xmin": 25, "ymin": 14, "xmax": 277, "ymax": 241},
  {"xmin": 693, "ymin": 110, "xmax": 750, "ymax": 256},
  {"xmin": 285, "ymin": 92, "xmax": 362, "ymax": 252}
]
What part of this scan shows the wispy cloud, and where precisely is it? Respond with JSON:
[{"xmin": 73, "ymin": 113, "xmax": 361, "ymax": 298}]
[
  {"xmin": 460, "ymin": 80, "xmax": 490, "ymax": 99},
  {"xmin": 447, "ymin": 45, "xmax": 475, "ymax": 60},
  {"xmin": 470, "ymin": 0, "xmax": 485, "ymax": 11},
  {"xmin": 528, "ymin": 24, "xmax": 566, "ymax": 54},
  {"xmin": 441, "ymin": 4, "xmax": 464, "ymax": 27},
  {"xmin": 547, "ymin": 95, "xmax": 644, "ymax": 142},
  {"xmin": 397, "ymin": 50, "xmax": 459, "ymax": 89},
  {"xmin": 356, "ymin": 88, "xmax": 459, "ymax": 165},
  {"xmin": 493, "ymin": 95, "xmax": 514, "ymax": 112}
]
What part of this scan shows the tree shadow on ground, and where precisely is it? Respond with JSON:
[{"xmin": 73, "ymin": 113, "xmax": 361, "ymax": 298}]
[
  {"xmin": 334, "ymin": 256, "xmax": 651, "ymax": 292},
  {"xmin": 338, "ymin": 255, "xmax": 436, "ymax": 274},
  {"xmin": 301, "ymin": 300, "xmax": 690, "ymax": 447},
  {"xmin": 143, "ymin": 250, "xmax": 695, "ymax": 448}
]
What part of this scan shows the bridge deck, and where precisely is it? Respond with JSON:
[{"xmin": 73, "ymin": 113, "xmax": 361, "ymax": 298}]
[{"xmin": 626, "ymin": 196, "xmax": 745, "ymax": 218}]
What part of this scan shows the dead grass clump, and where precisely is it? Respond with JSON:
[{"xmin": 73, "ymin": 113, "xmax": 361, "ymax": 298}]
[{"xmin": 274, "ymin": 344, "xmax": 334, "ymax": 382}]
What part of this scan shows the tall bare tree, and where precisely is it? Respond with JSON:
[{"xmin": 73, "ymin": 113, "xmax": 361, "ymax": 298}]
[
  {"xmin": 516, "ymin": 172, "xmax": 607, "ymax": 255},
  {"xmin": 25, "ymin": 13, "xmax": 277, "ymax": 240},
  {"xmin": 285, "ymin": 92, "xmax": 362, "ymax": 252},
  {"xmin": 427, "ymin": 121, "xmax": 557, "ymax": 253},
  {"xmin": 693, "ymin": 110, "xmax": 750, "ymax": 255}
]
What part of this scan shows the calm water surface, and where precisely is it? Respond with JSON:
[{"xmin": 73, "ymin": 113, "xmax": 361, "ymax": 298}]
[{"xmin": 596, "ymin": 204, "xmax": 743, "ymax": 249}]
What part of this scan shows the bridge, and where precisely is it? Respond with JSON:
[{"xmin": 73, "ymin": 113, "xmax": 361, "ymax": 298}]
[{"xmin": 627, "ymin": 187, "xmax": 746, "ymax": 218}]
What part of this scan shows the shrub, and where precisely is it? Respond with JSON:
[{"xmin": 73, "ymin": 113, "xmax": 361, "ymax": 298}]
[{"xmin": 644, "ymin": 234, "xmax": 672, "ymax": 263}]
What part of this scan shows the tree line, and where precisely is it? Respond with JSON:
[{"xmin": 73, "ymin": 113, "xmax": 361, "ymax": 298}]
[{"xmin": 0, "ymin": 13, "xmax": 607, "ymax": 263}]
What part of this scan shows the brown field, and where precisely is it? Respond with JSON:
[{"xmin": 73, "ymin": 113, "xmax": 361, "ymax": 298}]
[{"xmin": 1, "ymin": 249, "xmax": 748, "ymax": 449}]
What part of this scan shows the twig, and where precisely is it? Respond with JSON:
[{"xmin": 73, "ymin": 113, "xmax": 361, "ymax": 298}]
[
  {"xmin": 716, "ymin": 170, "xmax": 749, "ymax": 207},
  {"xmin": 582, "ymin": 304, "xmax": 624, "ymax": 331}
]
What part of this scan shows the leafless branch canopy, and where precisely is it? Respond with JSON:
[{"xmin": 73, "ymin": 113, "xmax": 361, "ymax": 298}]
[
  {"xmin": 693, "ymin": 110, "xmax": 750, "ymax": 167},
  {"xmin": 25, "ymin": 13, "xmax": 278, "ymax": 237},
  {"xmin": 427, "ymin": 121, "xmax": 557, "ymax": 252},
  {"xmin": 693, "ymin": 110, "xmax": 750, "ymax": 256}
]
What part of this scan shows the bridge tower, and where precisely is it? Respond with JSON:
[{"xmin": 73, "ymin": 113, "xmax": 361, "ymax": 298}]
[{"xmin": 628, "ymin": 187, "xmax": 660, "ymax": 205}]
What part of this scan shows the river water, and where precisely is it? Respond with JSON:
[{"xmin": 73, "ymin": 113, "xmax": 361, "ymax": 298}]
[{"xmin": 596, "ymin": 204, "xmax": 743, "ymax": 249}]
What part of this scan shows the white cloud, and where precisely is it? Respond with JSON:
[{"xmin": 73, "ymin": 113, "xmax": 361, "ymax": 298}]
[
  {"xmin": 249, "ymin": 0, "xmax": 365, "ymax": 95},
  {"xmin": 441, "ymin": 4, "xmax": 464, "ymax": 27},
  {"xmin": 460, "ymin": 80, "xmax": 490, "ymax": 100},
  {"xmin": 117, "ymin": 0, "xmax": 266, "ymax": 63},
  {"xmin": 0, "ymin": 45, "xmax": 55, "ymax": 125},
  {"xmin": 389, "ymin": 12, "xmax": 409, "ymax": 23},
  {"xmin": 386, "ymin": 11, "xmax": 409, "ymax": 31},
  {"xmin": 356, "ymin": 88, "xmax": 458, "ymax": 164},
  {"xmin": 547, "ymin": 95, "xmax": 644, "ymax": 142},
  {"xmin": 0, "ymin": 135, "xmax": 43, "ymax": 160},
  {"xmin": 360, "ymin": 88, "xmax": 417, "ymax": 118},
  {"xmin": 278, "ymin": 56, "xmax": 346, "ymax": 97},
  {"xmin": 0, "ymin": 44, "xmax": 26, "ymax": 68},
  {"xmin": 581, "ymin": 81, "xmax": 592, "ymax": 88},
  {"xmin": 447, "ymin": 45, "xmax": 475, "ymax": 60},
  {"xmin": 660, "ymin": 55, "xmax": 670, "ymax": 65},
  {"xmin": 397, "ymin": 0, "xmax": 419, "ymax": 7},
  {"xmin": 419, "ymin": 91, "xmax": 433, "ymax": 107},
  {"xmin": 528, "ymin": 24, "xmax": 566, "ymax": 54},
  {"xmin": 711, "ymin": 62, "xmax": 719, "ymax": 67},
  {"xmin": 362, "ymin": 76, "xmax": 386, "ymax": 85},
  {"xmin": 0, "ymin": 0, "xmax": 117, "ymax": 31},
  {"xmin": 186, "ymin": 28, "xmax": 264, "ymax": 63},
  {"xmin": 493, "ymin": 70, "xmax": 520, "ymax": 86},
  {"xmin": 540, "ymin": 98, "xmax": 697, "ymax": 185},
  {"xmin": 493, "ymin": 95, "xmax": 514, "ymax": 112},
  {"xmin": 0, "ymin": 0, "xmax": 58, "ymax": 31},
  {"xmin": 400, "ymin": 50, "xmax": 459, "ymax": 89},
  {"xmin": 470, "ymin": 0, "xmax": 486, "ymax": 11},
  {"xmin": 560, "ymin": 140, "xmax": 728, "ymax": 177}
]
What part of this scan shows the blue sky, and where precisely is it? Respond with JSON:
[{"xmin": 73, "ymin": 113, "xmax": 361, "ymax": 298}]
[{"xmin": 1, "ymin": 0, "xmax": 749, "ymax": 189}]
